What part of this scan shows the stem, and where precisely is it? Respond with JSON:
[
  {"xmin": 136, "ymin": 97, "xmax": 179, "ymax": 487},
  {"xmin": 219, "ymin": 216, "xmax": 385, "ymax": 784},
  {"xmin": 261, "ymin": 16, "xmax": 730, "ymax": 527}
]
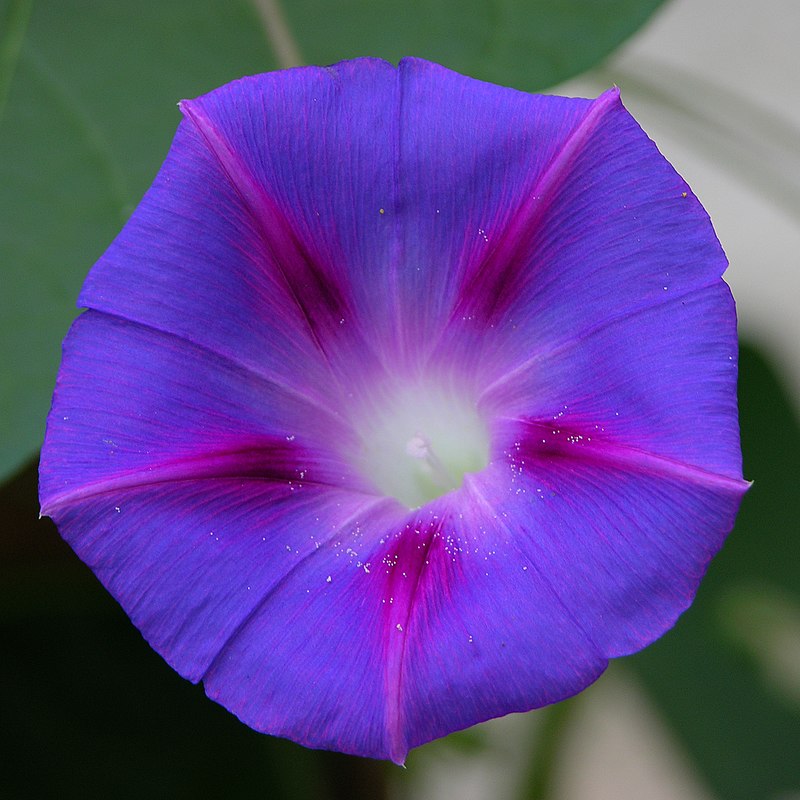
[
  {"xmin": 252, "ymin": 0, "xmax": 304, "ymax": 68},
  {"xmin": 406, "ymin": 433, "xmax": 458, "ymax": 491}
]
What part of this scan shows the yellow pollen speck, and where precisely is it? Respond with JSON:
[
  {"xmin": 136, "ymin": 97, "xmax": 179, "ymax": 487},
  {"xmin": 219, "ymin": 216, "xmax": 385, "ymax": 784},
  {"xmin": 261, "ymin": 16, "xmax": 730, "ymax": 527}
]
[{"xmin": 379, "ymin": 208, "xmax": 385, "ymax": 215}]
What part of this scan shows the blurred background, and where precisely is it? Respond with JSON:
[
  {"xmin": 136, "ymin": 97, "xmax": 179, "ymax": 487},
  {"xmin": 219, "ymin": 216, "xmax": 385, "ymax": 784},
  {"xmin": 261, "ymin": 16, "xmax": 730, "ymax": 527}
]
[{"xmin": 1, "ymin": 0, "xmax": 798, "ymax": 797}]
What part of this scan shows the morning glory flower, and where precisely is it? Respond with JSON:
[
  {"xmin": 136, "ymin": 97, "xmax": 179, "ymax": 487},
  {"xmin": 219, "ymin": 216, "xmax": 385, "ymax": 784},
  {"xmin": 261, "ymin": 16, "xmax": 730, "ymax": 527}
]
[{"xmin": 39, "ymin": 58, "xmax": 749, "ymax": 763}]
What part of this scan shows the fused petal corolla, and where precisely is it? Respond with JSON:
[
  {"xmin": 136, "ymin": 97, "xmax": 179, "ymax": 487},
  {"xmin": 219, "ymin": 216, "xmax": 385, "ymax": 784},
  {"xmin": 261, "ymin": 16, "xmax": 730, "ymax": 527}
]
[{"xmin": 39, "ymin": 58, "xmax": 749, "ymax": 763}]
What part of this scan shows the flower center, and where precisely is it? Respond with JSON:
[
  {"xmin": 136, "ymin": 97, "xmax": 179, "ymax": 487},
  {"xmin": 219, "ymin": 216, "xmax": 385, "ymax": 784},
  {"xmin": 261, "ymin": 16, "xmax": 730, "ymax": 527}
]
[{"xmin": 358, "ymin": 383, "xmax": 490, "ymax": 508}]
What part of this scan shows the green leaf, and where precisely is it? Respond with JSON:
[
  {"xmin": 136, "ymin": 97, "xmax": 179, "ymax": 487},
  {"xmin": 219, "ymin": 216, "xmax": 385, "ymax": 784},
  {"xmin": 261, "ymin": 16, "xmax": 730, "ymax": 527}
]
[
  {"xmin": 629, "ymin": 342, "xmax": 800, "ymax": 799},
  {"xmin": 283, "ymin": 0, "xmax": 667, "ymax": 90},
  {"xmin": 0, "ymin": 0, "xmax": 277, "ymax": 481}
]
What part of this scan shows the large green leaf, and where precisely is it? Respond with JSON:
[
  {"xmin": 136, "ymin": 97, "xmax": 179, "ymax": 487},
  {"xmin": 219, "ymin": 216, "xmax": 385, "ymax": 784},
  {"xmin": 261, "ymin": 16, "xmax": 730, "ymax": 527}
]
[
  {"xmin": 284, "ymin": 0, "xmax": 667, "ymax": 91},
  {"xmin": 629, "ymin": 343, "xmax": 800, "ymax": 799},
  {"xmin": 0, "ymin": 0, "xmax": 667, "ymax": 481}
]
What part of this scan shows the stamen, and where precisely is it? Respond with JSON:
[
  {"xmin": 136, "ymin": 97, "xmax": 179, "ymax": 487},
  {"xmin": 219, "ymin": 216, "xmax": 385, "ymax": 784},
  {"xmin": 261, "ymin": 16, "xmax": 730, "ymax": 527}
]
[
  {"xmin": 405, "ymin": 433, "xmax": 458, "ymax": 490},
  {"xmin": 355, "ymin": 381, "xmax": 490, "ymax": 508}
]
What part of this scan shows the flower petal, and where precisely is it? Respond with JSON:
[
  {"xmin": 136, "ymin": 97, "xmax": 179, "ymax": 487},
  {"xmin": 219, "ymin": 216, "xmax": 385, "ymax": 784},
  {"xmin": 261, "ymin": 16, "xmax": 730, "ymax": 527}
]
[
  {"xmin": 75, "ymin": 61, "xmax": 649, "ymax": 387},
  {"xmin": 390, "ymin": 499, "xmax": 606, "ymax": 757},
  {"xmin": 464, "ymin": 425, "xmax": 748, "ymax": 658},
  {"xmin": 201, "ymin": 497, "xmax": 606, "ymax": 763},
  {"xmin": 382, "ymin": 59, "xmax": 596, "ymax": 364},
  {"xmin": 391, "ymin": 442, "xmax": 746, "ymax": 755},
  {"xmin": 77, "ymin": 81, "xmax": 380, "ymax": 403},
  {"xmin": 40, "ymin": 311, "xmax": 367, "ymax": 511},
  {"xmin": 481, "ymin": 284, "xmax": 744, "ymax": 479},
  {"xmin": 45, "ymin": 483, "xmax": 389, "ymax": 680},
  {"xmin": 433, "ymin": 85, "xmax": 731, "ymax": 389},
  {"xmin": 140, "ymin": 59, "xmax": 602, "ymax": 371}
]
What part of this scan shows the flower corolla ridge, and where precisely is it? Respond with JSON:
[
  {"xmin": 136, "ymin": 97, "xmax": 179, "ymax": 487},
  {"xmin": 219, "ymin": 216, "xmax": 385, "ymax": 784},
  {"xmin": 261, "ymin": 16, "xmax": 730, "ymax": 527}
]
[{"xmin": 39, "ymin": 57, "xmax": 749, "ymax": 763}]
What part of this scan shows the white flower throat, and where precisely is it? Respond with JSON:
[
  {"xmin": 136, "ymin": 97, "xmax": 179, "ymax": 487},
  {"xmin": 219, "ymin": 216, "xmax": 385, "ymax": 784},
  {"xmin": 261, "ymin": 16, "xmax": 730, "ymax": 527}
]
[{"xmin": 358, "ymin": 383, "xmax": 490, "ymax": 508}]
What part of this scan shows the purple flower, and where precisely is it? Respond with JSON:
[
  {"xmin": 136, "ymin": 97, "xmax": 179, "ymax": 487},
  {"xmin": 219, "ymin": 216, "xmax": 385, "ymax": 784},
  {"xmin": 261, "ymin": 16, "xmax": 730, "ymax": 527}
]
[{"xmin": 40, "ymin": 58, "xmax": 748, "ymax": 763}]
